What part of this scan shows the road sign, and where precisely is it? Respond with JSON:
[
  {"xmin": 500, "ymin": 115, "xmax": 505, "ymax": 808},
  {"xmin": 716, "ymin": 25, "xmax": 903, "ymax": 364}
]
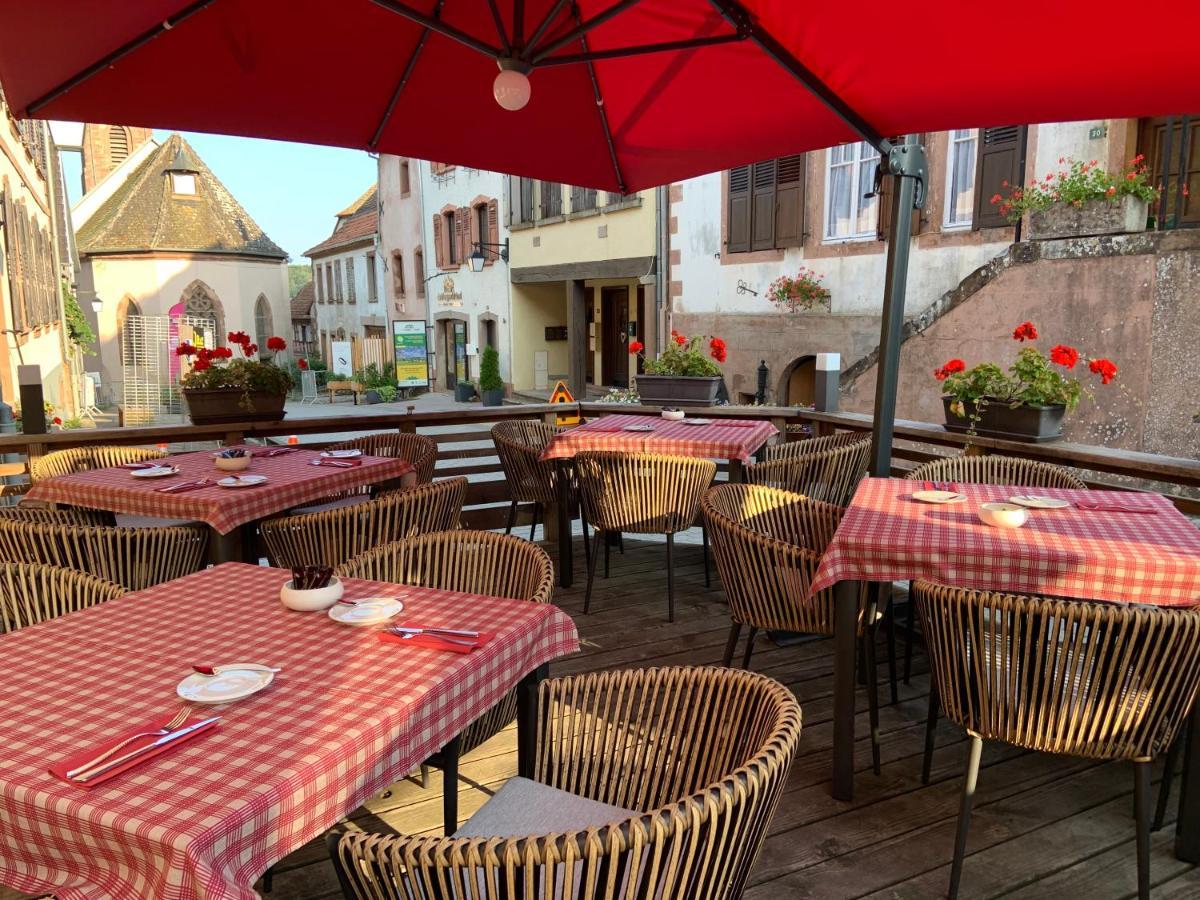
[{"xmin": 548, "ymin": 379, "xmax": 579, "ymax": 426}]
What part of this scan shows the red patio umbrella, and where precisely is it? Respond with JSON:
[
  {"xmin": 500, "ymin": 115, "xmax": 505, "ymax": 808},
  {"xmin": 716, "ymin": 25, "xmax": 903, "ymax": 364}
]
[{"xmin": 2, "ymin": 0, "xmax": 1199, "ymax": 467}]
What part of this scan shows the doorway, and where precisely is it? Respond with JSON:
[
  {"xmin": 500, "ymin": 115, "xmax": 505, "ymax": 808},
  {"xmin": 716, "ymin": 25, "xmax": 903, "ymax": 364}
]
[
  {"xmin": 784, "ymin": 356, "xmax": 816, "ymax": 406},
  {"xmin": 600, "ymin": 286, "xmax": 630, "ymax": 387},
  {"xmin": 443, "ymin": 319, "xmax": 468, "ymax": 388}
]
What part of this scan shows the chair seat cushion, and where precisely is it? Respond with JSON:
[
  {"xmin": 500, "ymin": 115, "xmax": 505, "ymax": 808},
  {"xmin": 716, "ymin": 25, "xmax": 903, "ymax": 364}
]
[{"xmin": 454, "ymin": 776, "xmax": 636, "ymax": 838}]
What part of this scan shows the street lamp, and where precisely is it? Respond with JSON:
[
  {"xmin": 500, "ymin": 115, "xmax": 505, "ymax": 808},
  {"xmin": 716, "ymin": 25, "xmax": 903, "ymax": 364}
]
[{"xmin": 468, "ymin": 238, "xmax": 510, "ymax": 273}]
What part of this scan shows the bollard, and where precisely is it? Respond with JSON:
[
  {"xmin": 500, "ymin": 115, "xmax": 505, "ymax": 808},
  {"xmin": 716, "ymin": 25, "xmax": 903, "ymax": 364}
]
[
  {"xmin": 815, "ymin": 353, "xmax": 841, "ymax": 412},
  {"xmin": 756, "ymin": 360, "xmax": 769, "ymax": 405},
  {"xmin": 17, "ymin": 366, "xmax": 46, "ymax": 434}
]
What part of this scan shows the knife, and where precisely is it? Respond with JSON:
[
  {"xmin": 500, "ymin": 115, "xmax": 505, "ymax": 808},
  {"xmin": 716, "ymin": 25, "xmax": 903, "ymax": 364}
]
[
  {"xmin": 72, "ymin": 716, "xmax": 220, "ymax": 782},
  {"xmin": 389, "ymin": 626, "xmax": 480, "ymax": 638}
]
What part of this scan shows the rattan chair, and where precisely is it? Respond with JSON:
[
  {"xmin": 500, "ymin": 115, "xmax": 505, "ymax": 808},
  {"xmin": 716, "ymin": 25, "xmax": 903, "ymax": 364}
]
[
  {"xmin": 327, "ymin": 431, "xmax": 437, "ymax": 483},
  {"xmin": 0, "ymin": 562, "xmax": 125, "ymax": 633},
  {"xmin": 764, "ymin": 431, "xmax": 869, "ymax": 462},
  {"xmin": 901, "ymin": 456, "xmax": 1088, "ymax": 684},
  {"xmin": 575, "ymin": 452, "xmax": 716, "ymax": 623},
  {"xmin": 328, "ymin": 665, "xmax": 801, "ymax": 900},
  {"xmin": 260, "ymin": 476, "xmax": 466, "ymax": 570},
  {"xmin": 29, "ymin": 445, "xmax": 167, "ymax": 482},
  {"xmin": 704, "ymin": 482, "xmax": 891, "ymax": 771},
  {"xmin": 338, "ymin": 530, "xmax": 554, "ymax": 835},
  {"xmin": 491, "ymin": 419, "xmax": 582, "ymax": 544},
  {"xmin": 745, "ymin": 437, "xmax": 870, "ymax": 507},
  {"xmin": 0, "ymin": 520, "xmax": 208, "ymax": 591},
  {"xmin": 0, "ymin": 504, "xmax": 113, "ymax": 526},
  {"xmin": 914, "ymin": 581, "xmax": 1200, "ymax": 899}
]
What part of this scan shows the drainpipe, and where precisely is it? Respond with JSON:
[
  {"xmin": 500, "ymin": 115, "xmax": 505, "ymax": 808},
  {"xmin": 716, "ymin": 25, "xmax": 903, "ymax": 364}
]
[{"xmin": 655, "ymin": 184, "xmax": 669, "ymax": 354}]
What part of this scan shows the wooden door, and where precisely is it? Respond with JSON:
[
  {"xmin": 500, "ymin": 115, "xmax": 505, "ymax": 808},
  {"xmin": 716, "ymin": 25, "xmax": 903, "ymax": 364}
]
[{"xmin": 601, "ymin": 287, "xmax": 629, "ymax": 387}]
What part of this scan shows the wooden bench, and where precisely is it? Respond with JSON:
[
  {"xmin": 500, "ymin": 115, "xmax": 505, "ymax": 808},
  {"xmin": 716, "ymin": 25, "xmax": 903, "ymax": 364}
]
[{"xmin": 326, "ymin": 380, "xmax": 365, "ymax": 405}]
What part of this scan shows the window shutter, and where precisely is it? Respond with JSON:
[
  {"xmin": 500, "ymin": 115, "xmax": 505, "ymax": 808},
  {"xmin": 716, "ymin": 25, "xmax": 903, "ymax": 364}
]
[
  {"xmin": 520, "ymin": 178, "xmax": 534, "ymax": 223},
  {"xmin": 487, "ymin": 199, "xmax": 499, "ymax": 253},
  {"xmin": 972, "ymin": 126, "xmax": 1026, "ymax": 230},
  {"xmin": 456, "ymin": 206, "xmax": 470, "ymax": 263},
  {"xmin": 877, "ymin": 135, "xmax": 925, "ymax": 242},
  {"xmin": 433, "ymin": 214, "xmax": 444, "ymax": 267},
  {"xmin": 750, "ymin": 159, "xmax": 777, "ymax": 250},
  {"xmin": 774, "ymin": 153, "xmax": 806, "ymax": 247},
  {"xmin": 726, "ymin": 166, "xmax": 751, "ymax": 253}
]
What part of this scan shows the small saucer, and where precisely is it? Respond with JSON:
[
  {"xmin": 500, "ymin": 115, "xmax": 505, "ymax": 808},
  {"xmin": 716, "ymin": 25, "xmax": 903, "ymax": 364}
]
[
  {"xmin": 328, "ymin": 596, "xmax": 405, "ymax": 626},
  {"xmin": 177, "ymin": 665, "xmax": 274, "ymax": 704},
  {"xmin": 912, "ymin": 490, "xmax": 967, "ymax": 504}
]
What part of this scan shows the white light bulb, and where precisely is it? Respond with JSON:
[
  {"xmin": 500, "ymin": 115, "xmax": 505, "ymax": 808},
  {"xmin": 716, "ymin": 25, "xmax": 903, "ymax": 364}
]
[{"xmin": 493, "ymin": 69, "xmax": 531, "ymax": 112}]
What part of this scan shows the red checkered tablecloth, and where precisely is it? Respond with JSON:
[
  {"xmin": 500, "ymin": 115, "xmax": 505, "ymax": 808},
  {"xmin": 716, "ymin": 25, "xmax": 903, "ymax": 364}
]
[
  {"xmin": 24, "ymin": 448, "xmax": 414, "ymax": 533},
  {"xmin": 0, "ymin": 563, "xmax": 579, "ymax": 900},
  {"xmin": 811, "ymin": 477, "xmax": 1200, "ymax": 607},
  {"xmin": 539, "ymin": 414, "xmax": 777, "ymax": 463}
]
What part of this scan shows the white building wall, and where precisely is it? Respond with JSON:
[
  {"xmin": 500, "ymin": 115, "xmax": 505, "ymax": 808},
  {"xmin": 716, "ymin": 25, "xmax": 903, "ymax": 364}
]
[{"xmin": 309, "ymin": 241, "xmax": 386, "ymax": 351}]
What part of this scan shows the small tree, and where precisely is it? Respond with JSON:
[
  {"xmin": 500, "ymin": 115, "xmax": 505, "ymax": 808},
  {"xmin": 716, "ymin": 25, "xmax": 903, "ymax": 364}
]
[{"xmin": 479, "ymin": 345, "xmax": 503, "ymax": 392}]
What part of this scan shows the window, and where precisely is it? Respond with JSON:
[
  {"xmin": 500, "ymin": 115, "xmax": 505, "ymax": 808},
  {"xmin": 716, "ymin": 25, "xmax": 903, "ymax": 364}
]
[
  {"xmin": 475, "ymin": 203, "xmax": 489, "ymax": 259},
  {"xmin": 825, "ymin": 141, "xmax": 880, "ymax": 240},
  {"xmin": 314, "ymin": 265, "xmax": 323, "ymax": 303},
  {"xmin": 539, "ymin": 181, "xmax": 562, "ymax": 219},
  {"xmin": 444, "ymin": 211, "xmax": 458, "ymax": 265},
  {"xmin": 333, "ymin": 259, "xmax": 343, "ymax": 302},
  {"xmin": 366, "ymin": 252, "xmax": 378, "ymax": 301},
  {"xmin": 399, "ymin": 160, "xmax": 411, "ymax": 195},
  {"xmin": 171, "ymin": 172, "xmax": 196, "ymax": 195},
  {"xmin": 109, "ymin": 127, "xmax": 130, "ymax": 165},
  {"xmin": 571, "ymin": 186, "xmax": 597, "ymax": 212},
  {"xmin": 392, "ymin": 251, "xmax": 406, "ymax": 297},
  {"xmin": 1136, "ymin": 116, "xmax": 1199, "ymax": 229},
  {"xmin": 324, "ymin": 263, "xmax": 334, "ymax": 304},
  {"xmin": 944, "ymin": 129, "xmax": 978, "ymax": 228},
  {"xmin": 253, "ymin": 295, "xmax": 272, "ymax": 350},
  {"xmin": 415, "ymin": 249, "xmax": 426, "ymax": 296},
  {"xmin": 726, "ymin": 155, "xmax": 805, "ymax": 253},
  {"xmin": 346, "ymin": 257, "xmax": 357, "ymax": 303},
  {"xmin": 518, "ymin": 178, "xmax": 534, "ymax": 223}
]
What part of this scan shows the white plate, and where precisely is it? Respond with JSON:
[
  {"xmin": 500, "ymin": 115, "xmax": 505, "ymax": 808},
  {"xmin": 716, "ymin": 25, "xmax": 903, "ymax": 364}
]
[
  {"xmin": 131, "ymin": 466, "xmax": 178, "ymax": 478},
  {"xmin": 321, "ymin": 449, "xmax": 363, "ymax": 459},
  {"xmin": 217, "ymin": 474, "xmax": 268, "ymax": 488},
  {"xmin": 1009, "ymin": 495, "xmax": 1071, "ymax": 509},
  {"xmin": 682, "ymin": 418, "xmax": 712, "ymax": 426},
  {"xmin": 622, "ymin": 424, "xmax": 655, "ymax": 432},
  {"xmin": 177, "ymin": 665, "xmax": 274, "ymax": 704},
  {"xmin": 327, "ymin": 596, "xmax": 405, "ymax": 626},
  {"xmin": 912, "ymin": 489, "xmax": 968, "ymax": 504}
]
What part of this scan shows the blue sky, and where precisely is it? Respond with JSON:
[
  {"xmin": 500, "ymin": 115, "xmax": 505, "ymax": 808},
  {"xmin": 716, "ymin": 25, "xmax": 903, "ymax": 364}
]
[{"xmin": 59, "ymin": 127, "xmax": 377, "ymax": 261}]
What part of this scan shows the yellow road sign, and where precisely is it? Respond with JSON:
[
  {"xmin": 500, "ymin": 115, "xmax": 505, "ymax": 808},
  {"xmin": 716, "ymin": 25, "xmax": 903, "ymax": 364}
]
[{"xmin": 549, "ymin": 380, "xmax": 579, "ymax": 426}]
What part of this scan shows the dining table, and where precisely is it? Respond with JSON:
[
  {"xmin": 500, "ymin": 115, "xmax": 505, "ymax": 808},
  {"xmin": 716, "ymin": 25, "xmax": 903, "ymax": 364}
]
[
  {"xmin": 0, "ymin": 562, "xmax": 579, "ymax": 900},
  {"xmin": 810, "ymin": 477, "xmax": 1200, "ymax": 841},
  {"xmin": 538, "ymin": 413, "xmax": 778, "ymax": 587},
  {"xmin": 23, "ymin": 446, "xmax": 416, "ymax": 562}
]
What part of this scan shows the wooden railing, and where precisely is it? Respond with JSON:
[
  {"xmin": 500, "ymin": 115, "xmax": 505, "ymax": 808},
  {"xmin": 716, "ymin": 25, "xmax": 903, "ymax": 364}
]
[{"xmin": 2, "ymin": 402, "xmax": 1197, "ymax": 523}]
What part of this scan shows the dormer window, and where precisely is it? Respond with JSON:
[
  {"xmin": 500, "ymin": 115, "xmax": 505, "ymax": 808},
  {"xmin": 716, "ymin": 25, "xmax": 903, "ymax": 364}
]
[
  {"xmin": 164, "ymin": 144, "xmax": 201, "ymax": 197},
  {"xmin": 171, "ymin": 172, "xmax": 196, "ymax": 195}
]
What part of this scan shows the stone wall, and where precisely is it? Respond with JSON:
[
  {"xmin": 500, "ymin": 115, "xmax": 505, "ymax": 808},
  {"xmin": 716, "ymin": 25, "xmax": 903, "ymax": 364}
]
[{"xmin": 842, "ymin": 230, "xmax": 1200, "ymax": 459}]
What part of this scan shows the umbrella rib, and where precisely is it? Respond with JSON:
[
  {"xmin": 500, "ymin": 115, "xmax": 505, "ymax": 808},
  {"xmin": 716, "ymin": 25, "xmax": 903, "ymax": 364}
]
[
  {"xmin": 707, "ymin": 0, "xmax": 888, "ymax": 151},
  {"xmin": 531, "ymin": 0, "xmax": 645, "ymax": 64},
  {"xmin": 524, "ymin": 0, "xmax": 571, "ymax": 58},
  {"xmin": 571, "ymin": 9, "xmax": 626, "ymax": 194},
  {"xmin": 369, "ymin": 0, "xmax": 502, "ymax": 60},
  {"xmin": 536, "ymin": 32, "xmax": 746, "ymax": 66},
  {"xmin": 486, "ymin": 0, "xmax": 512, "ymax": 54},
  {"xmin": 369, "ymin": 0, "xmax": 445, "ymax": 148},
  {"xmin": 25, "ymin": 0, "xmax": 219, "ymax": 116}
]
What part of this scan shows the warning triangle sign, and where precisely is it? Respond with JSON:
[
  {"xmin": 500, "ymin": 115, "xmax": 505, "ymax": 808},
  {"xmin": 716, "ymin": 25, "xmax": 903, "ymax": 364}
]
[{"xmin": 548, "ymin": 380, "xmax": 579, "ymax": 425}]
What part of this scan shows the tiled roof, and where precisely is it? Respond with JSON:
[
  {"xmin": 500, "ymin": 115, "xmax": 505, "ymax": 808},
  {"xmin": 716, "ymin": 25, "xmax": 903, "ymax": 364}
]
[
  {"xmin": 76, "ymin": 133, "xmax": 287, "ymax": 259},
  {"xmin": 290, "ymin": 281, "xmax": 314, "ymax": 320},
  {"xmin": 304, "ymin": 186, "xmax": 378, "ymax": 257}
]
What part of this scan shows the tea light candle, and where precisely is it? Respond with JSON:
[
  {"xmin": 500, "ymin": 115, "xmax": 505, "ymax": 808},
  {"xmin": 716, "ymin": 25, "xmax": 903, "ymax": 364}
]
[{"xmin": 287, "ymin": 435, "xmax": 299, "ymax": 445}]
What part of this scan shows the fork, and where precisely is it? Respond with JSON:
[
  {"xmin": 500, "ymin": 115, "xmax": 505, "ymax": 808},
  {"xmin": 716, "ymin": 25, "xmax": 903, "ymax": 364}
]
[{"xmin": 66, "ymin": 708, "xmax": 190, "ymax": 778}]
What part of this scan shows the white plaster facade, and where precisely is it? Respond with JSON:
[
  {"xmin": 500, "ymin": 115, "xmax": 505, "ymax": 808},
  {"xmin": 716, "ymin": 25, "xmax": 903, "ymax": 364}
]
[{"xmin": 308, "ymin": 242, "xmax": 387, "ymax": 362}]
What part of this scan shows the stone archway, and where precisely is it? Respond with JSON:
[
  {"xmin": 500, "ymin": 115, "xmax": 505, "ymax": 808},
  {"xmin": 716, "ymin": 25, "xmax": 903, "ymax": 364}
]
[
  {"xmin": 116, "ymin": 294, "xmax": 142, "ymax": 368},
  {"xmin": 253, "ymin": 294, "xmax": 273, "ymax": 348},
  {"xmin": 179, "ymin": 279, "xmax": 226, "ymax": 342},
  {"xmin": 779, "ymin": 355, "xmax": 817, "ymax": 406}
]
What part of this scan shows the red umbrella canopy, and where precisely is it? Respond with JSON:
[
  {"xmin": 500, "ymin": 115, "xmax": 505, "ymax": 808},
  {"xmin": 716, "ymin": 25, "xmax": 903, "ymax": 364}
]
[{"xmin": 1, "ymin": 0, "xmax": 1199, "ymax": 192}]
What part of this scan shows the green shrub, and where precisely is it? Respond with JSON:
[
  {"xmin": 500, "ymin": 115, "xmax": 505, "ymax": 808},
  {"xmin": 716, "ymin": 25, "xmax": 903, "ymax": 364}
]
[{"xmin": 479, "ymin": 346, "xmax": 503, "ymax": 392}]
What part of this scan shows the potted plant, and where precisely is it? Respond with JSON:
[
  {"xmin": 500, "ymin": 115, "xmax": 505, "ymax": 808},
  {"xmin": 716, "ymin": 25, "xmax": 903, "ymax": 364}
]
[
  {"xmin": 935, "ymin": 320, "xmax": 1118, "ymax": 442},
  {"xmin": 478, "ymin": 345, "xmax": 505, "ymax": 407},
  {"xmin": 454, "ymin": 380, "xmax": 477, "ymax": 402},
  {"xmin": 177, "ymin": 332, "xmax": 292, "ymax": 425},
  {"xmin": 630, "ymin": 331, "xmax": 727, "ymax": 407},
  {"xmin": 766, "ymin": 267, "xmax": 831, "ymax": 313},
  {"xmin": 990, "ymin": 156, "xmax": 1159, "ymax": 240}
]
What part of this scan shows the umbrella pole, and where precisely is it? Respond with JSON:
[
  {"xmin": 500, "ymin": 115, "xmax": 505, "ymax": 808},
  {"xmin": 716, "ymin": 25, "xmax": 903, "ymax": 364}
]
[{"xmin": 868, "ymin": 138, "xmax": 927, "ymax": 477}]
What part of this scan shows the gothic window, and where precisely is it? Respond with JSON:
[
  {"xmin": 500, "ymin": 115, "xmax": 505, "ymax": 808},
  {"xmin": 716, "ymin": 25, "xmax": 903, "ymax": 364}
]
[
  {"xmin": 179, "ymin": 280, "xmax": 226, "ymax": 341},
  {"xmin": 254, "ymin": 294, "xmax": 273, "ymax": 349}
]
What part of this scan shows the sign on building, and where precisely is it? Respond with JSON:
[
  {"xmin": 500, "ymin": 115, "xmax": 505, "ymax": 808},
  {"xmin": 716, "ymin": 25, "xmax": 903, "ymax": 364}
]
[
  {"xmin": 330, "ymin": 341, "xmax": 353, "ymax": 377},
  {"xmin": 392, "ymin": 320, "xmax": 430, "ymax": 389}
]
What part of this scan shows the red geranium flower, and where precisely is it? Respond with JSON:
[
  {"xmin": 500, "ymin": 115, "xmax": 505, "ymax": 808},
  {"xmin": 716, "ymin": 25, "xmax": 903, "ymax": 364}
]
[
  {"xmin": 709, "ymin": 337, "xmax": 727, "ymax": 351},
  {"xmin": 193, "ymin": 357, "xmax": 212, "ymax": 372},
  {"xmin": 1012, "ymin": 321, "xmax": 1039, "ymax": 341},
  {"xmin": 943, "ymin": 358, "xmax": 966, "ymax": 375},
  {"xmin": 175, "ymin": 342, "xmax": 196, "ymax": 357},
  {"xmin": 710, "ymin": 346, "xmax": 727, "ymax": 363},
  {"xmin": 298, "ymin": 358, "xmax": 309, "ymax": 370},
  {"xmin": 628, "ymin": 340, "xmax": 644, "ymax": 354},
  {"xmin": 214, "ymin": 346, "xmax": 234, "ymax": 359},
  {"xmin": 52, "ymin": 416, "xmax": 62, "ymax": 426},
  {"xmin": 266, "ymin": 336, "xmax": 287, "ymax": 352},
  {"xmin": 1049, "ymin": 344, "xmax": 1079, "ymax": 369},
  {"xmin": 227, "ymin": 331, "xmax": 250, "ymax": 346},
  {"xmin": 246, "ymin": 343, "xmax": 259, "ymax": 357},
  {"xmin": 674, "ymin": 334, "xmax": 686, "ymax": 345},
  {"xmin": 1089, "ymin": 358, "xmax": 1118, "ymax": 384}
]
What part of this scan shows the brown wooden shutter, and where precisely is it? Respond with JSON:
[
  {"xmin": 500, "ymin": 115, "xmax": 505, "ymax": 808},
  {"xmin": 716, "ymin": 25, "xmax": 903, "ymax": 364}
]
[
  {"xmin": 774, "ymin": 153, "xmax": 806, "ymax": 247},
  {"xmin": 487, "ymin": 199, "xmax": 499, "ymax": 254},
  {"xmin": 432, "ymin": 214, "xmax": 444, "ymax": 267},
  {"xmin": 750, "ymin": 159, "xmax": 777, "ymax": 250},
  {"xmin": 726, "ymin": 166, "xmax": 751, "ymax": 253},
  {"xmin": 456, "ymin": 206, "xmax": 470, "ymax": 263},
  {"xmin": 972, "ymin": 126, "xmax": 1027, "ymax": 230},
  {"xmin": 877, "ymin": 136, "xmax": 924, "ymax": 242}
]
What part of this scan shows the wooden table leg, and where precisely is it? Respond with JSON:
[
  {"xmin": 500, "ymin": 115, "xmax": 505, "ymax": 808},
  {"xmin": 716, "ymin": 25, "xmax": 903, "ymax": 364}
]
[
  {"xmin": 517, "ymin": 664, "xmax": 549, "ymax": 779},
  {"xmin": 555, "ymin": 459, "xmax": 573, "ymax": 588},
  {"xmin": 1175, "ymin": 699, "xmax": 1200, "ymax": 861},
  {"xmin": 832, "ymin": 579, "xmax": 860, "ymax": 802},
  {"xmin": 209, "ymin": 527, "xmax": 241, "ymax": 565},
  {"xmin": 729, "ymin": 458, "xmax": 745, "ymax": 484}
]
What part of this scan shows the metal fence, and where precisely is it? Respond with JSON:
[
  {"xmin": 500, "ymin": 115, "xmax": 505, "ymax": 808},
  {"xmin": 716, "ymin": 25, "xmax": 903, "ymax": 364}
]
[{"xmin": 120, "ymin": 315, "xmax": 216, "ymax": 424}]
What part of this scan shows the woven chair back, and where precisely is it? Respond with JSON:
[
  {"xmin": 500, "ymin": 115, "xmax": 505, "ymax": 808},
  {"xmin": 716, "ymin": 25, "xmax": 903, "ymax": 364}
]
[
  {"xmin": 0, "ymin": 505, "xmax": 112, "ymax": 526},
  {"xmin": 765, "ymin": 431, "xmax": 868, "ymax": 462},
  {"xmin": 30, "ymin": 446, "xmax": 167, "ymax": 482},
  {"xmin": 491, "ymin": 420, "xmax": 560, "ymax": 505},
  {"xmin": 746, "ymin": 438, "xmax": 870, "ymax": 507},
  {"xmin": 327, "ymin": 431, "xmax": 438, "ymax": 483},
  {"xmin": 906, "ymin": 455, "xmax": 1086, "ymax": 489},
  {"xmin": 0, "ymin": 562, "xmax": 124, "ymax": 633},
  {"xmin": 574, "ymin": 452, "xmax": 716, "ymax": 535}
]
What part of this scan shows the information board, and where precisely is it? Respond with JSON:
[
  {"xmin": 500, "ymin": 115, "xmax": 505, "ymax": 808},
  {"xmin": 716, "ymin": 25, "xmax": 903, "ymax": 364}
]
[{"xmin": 392, "ymin": 320, "xmax": 430, "ymax": 388}]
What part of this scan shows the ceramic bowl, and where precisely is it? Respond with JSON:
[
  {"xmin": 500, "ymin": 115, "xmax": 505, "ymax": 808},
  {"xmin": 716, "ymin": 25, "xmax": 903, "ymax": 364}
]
[
  {"xmin": 280, "ymin": 577, "xmax": 344, "ymax": 611},
  {"xmin": 661, "ymin": 408, "xmax": 685, "ymax": 421},
  {"xmin": 214, "ymin": 455, "xmax": 253, "ymax": 472},
  {"xmin": 978, "ymin": 502, "xmax": 1029, "ymax": 529}
]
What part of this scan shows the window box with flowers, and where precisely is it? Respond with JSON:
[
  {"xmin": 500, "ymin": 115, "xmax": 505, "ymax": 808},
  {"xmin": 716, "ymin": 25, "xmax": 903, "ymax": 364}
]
[
  {"xmin": 629, "ymin": 332, "xmax": 727, "ymax": 407},
  {"xmin": 766, "ymin": 268, "xmax": 831, "ymax": 313},
  {"xmin": 935, "ymin": 321, "xmax": 1117, "ymax": 443},
  {"xmin": 178, "ymin": 332, "xmax": 292, "ymax": 425},
  {"xmin": 991, "ymin": 156, "xmax": 1160, "ymax": 241}
]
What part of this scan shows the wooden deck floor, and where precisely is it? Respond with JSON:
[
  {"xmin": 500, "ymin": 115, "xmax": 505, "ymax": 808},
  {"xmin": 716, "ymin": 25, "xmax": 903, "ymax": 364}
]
[{"xmin": 6, "ymin": 534, "xmax": 1197, "ymax": 899}]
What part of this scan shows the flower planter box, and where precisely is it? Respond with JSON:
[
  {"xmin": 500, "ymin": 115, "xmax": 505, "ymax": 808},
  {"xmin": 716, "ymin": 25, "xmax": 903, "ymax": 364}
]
[
  {"xmin": 480, "ymin": 388, "xmax": 505, "ymax": 407},
  {"xmin": 634, "ymin": 375, "xmax": 722, "ymax": 408},
  {"xmin": 942, "ymin": 396, "xmax": 1065, "ymax": 443},
  {"xmin": 183, "ymin": 388, "xmax": 287, "ymax": 425},
  {"xmin": 1027, "ymin": 195, "xmax": 1148, "ymax": 240}
]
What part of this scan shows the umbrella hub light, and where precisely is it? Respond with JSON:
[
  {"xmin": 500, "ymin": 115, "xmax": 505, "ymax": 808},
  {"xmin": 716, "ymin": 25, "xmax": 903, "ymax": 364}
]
[{"xmin": 494, "ymin": 57, "xmax": 532, "ymax": 111}]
